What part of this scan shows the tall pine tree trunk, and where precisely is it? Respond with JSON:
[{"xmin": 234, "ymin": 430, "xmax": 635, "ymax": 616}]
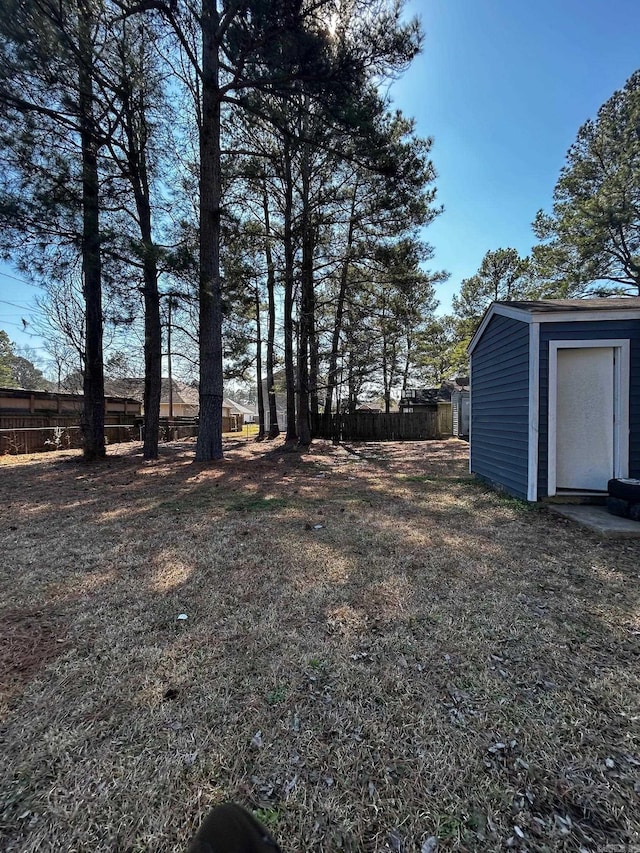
[
  {"xmin": 401, "ymin": 330, "xmax": 413, "ymax": 396},
  {"xmin": 196, "ymin": 2, "xmax": 223, "ymax": 461},
  {"xmin": 255, "ymin": 288, "xmax": 265, "ymax": 440},
  {"xmin": 141, "ymin": 231, "xmax": 161, "ymax": 460},
  {"xmin": 119, "ymin": 56, "xmax": 162, "ymax": 460},
  {"xmin": 262, "ymin": 183, "xmax": 279, "ymax": 438},
  {"xmin": 324, "ymin": 183, "xmax": 357, "ymax": 429},
  {"xmin": 283, "ymin": 143, "xmax": 297, "ymax": 445},
  {"xmin": 382, "ymin": 339, "xmax": 390, "ymax": 414},
  {"xmin": 296, "ymin": 147, "xmax": 312, "ymax": 447},
  {"xmin": 78, "ymin": 4, "xmax": 105, "ymax": 461},
  {"xmin": 309, "ymin": 297, "xmax": 319, "ymax": 422},
  {"xmin": 347, "ymin": 345, "xmax": 357, "ymax": 413},
  {"xmin": 383, "ymin": 339, "xmax": 397, "ymax": 414}
]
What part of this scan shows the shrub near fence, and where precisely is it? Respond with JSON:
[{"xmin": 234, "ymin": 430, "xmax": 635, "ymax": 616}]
[{"xmin": 313, "ymin": 409, "xmax": 443, "ymax": 441}]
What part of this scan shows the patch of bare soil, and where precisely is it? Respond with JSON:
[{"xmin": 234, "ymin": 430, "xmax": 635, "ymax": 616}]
[
  {"xmin": 0, "ymin": 437, "xmax": 638, "ymax": 852},
  {"xmin": 0, "ymin": 608, "xmax": 69, "ymax": 705}
]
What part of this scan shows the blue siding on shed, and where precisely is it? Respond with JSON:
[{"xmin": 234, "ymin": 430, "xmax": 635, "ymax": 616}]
[
  {"xmin": 471, "ymin": 314, "xmax": 530, "ymax": 499},
  {"xmin": 537, "ymin": 319, "xmax": 640, "ymax": 497}
]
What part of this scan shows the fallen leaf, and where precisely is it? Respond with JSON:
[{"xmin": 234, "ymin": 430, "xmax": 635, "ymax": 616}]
[
  {"xmin": 388, "ymin": 828, "xmax": 404, "ymax": 851},
  {"xmin": 283, "ymin": 775, "xmax": 297, "ymax": 798}
]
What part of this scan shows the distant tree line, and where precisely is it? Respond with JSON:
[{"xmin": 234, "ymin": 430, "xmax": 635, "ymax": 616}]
[{"xmin": 0, "ymin": 330, "xmax": 50, "ymax": 390}]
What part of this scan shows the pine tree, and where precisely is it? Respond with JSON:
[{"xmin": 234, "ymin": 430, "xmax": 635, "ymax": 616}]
[
  {"xmin": 0, "ymin": 0, "xmax": 111, "ymax": 459},
  {"xmin": 533, "ymin": 69, "xmax": 640, "ymax": 296},
  {"xmin": 122, "ymin": 0, "xmax": 423, "ymax": 459}
]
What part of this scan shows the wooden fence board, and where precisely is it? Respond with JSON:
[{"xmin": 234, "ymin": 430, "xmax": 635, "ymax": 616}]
[
  {"xmin": 312, "ymin": 409, "xmax": 443, "ymax": 441},
  {"xmin": 0, "ymin": 413, "xmax": 136, "ymax": 454},
  {"xmin": 438, "ymin": 402, "xmax": 453, "ymax": 436}
]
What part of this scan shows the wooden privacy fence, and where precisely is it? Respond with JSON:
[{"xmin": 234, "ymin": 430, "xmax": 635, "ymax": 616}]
[
  {"xmin": 222, "ymin": 414, "xmax": 243, "ymax": 433},
  {"xmin": 1, "ymin": 387, "xmax": 142, "ymax": 454},
  {"xmin": 0, "ymin": 415, "xmax": 135, "ymax": 454},
  {"xmin": 313, "ymin": 409, "xmax": 447, "ymax": 441},
  {"xmin": 149, "ymin": 417, "xmax": 199, "ymax": 442},
  {"xmin": 1, "ymin": 405, "xmax": 454, "ymax": 453},
  {"xmin": 437, "ymin": 402, "xmax": 453, "ymax": 437}
]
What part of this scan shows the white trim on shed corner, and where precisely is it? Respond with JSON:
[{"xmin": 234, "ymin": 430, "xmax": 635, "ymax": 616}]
[
  {"xmin": 467, "ymin": 303, "xmax": 640, "ymax": 355},
  {"xmin": 468, "ymin": 358, "xmax": 473, "ymax": 473},
  {"xmin": 547, "ymin": 339, "xmax": 630, "ymax": 496},
  {"xmin": 527, "ymin": 323, "xmax": 540, "ymax": 501},
  {"xmin": 468, "ymin": 304, "xmax": 532, "ymax": 354}
]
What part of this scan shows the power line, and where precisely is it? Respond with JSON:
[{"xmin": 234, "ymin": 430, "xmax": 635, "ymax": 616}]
[
  {"xmin": 9, "ymin": 342, "xmax": 52, "ymax": 352},
  {"xmin": 0, "ymin": 319, "xmax": 35, "ymax": 331},
  {"xmin": 0, "ymin": 270, "xmax": 40, "ymax": 287},
  {"xmin": 0, "ymin": 298, "xmax": 39, "ymax": 311}
]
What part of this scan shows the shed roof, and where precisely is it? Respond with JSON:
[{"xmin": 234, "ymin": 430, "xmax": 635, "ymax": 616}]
[
  {"xmin": 495, "ymin": 298, "xmax": 640, "ymax": 313},
  {"xmin": 469, "ymin": 297, "xmax": 640, "ymax": 354}
]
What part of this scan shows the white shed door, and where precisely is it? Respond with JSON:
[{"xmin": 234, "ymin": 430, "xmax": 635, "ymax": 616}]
[{"xmin": 556, "ymin": 347, "xmax": 614, "ymax": 490}]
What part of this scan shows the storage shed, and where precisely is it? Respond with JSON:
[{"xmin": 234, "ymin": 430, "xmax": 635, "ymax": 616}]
[
  {"xmin": 451, "ymin": 388, "xmax": 470, "ymax": 438},
  {"xmin": 468, "ymin": 298, "xmax": 640, "ymax": 501}
]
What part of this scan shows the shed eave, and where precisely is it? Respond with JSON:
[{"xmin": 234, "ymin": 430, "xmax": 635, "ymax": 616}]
[
  {"xmin": 468, "ymin": 304, "xmax": 532, "ymax": 355},
  {"xmin": 468, "ymin": 303, "xmax": 640, "ymax": 356},
  {"xmin": 527, "ymin": 308, "xmax": 640, "ymax": 325}
]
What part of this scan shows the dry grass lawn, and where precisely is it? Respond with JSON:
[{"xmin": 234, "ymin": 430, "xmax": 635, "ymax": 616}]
[{"xmin": 0, "ymin": 437, "xmax": 638, "ymax": 852}]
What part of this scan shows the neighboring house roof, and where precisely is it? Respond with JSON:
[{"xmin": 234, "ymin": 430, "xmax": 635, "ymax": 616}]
[
  {"xmin": 469, "ymin": 298, "xmax": 640, "ymax": 355},
  {"xmin": 439, "ymin": 379, "xmax": 470, "ymax": 397},
  {"xmin": 165, "ymin": 381, "xmax": 199, "ymax": 407},
  {"xmin": 102, "ymin": 378, "xmax": 143, "ymax": 401},
  {"xmin": 104, "ymin": 378, "xmax": 199, "ymax": 407},
  {"xmin": 402, "ymin": 381, "xmax": 468, "ymax": 405},
  {"xmin": 452, "ymin": 376, "xmax": 470, "ymax": 390},
  {"xmin": 402, "ymin": 389, "xmax": 439, "ymax": 405},
  {"xmin": 223, "ymin": 398, "xmax": 254, "ymax": 416}
]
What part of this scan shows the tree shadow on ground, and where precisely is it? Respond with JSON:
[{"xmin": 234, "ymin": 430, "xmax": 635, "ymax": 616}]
[{"xmin": 0, "ymin": 438, "xmax": 638, "ymax": 852}]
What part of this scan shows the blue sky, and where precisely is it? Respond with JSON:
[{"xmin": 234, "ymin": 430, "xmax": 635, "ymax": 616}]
[
  {"xmin": 393, "ymin": 0, "xmax": 640, "ymax": 312},
  {"xmin": 1, "ymin": 0, "xmax": 640, "ymax": 358}
]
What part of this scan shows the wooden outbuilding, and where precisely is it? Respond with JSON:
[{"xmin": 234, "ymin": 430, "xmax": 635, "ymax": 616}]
[{"xmin": 468, "ymin": 299, "xmax": 640, "ymax": 500}]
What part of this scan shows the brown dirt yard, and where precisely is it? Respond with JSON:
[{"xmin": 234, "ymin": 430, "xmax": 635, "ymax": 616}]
[{"xmin": 0, "ymin": 438, "xmax": 638, "ymax": 853}]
